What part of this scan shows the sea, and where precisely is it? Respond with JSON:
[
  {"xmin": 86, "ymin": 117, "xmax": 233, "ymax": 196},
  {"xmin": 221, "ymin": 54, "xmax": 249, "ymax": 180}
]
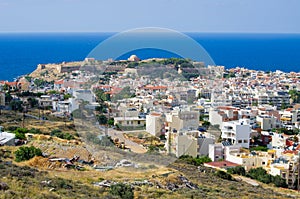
[{"xmin": 0, "ymin": 32, "xmax": 300, "ymax": 81}]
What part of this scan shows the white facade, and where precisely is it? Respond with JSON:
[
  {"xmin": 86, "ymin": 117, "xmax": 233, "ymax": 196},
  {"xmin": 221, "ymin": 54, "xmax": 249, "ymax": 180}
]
[
  {"xmin": 256, "ymin": 115, "xmax": 277, "ymax": 130},
  {"xmin": 269, "ymin": 133, "xmax": 285, "ymax": 149},
  {"xmin": 146, "ymin": 112, "xmax": 164, "ymax": 137},
  {"xmin": 0, "ymin": 127, "xmax": 15, "ymax": 146},
  {"xmin": 221, "ymin": 119, "xmax": 251, "ymax": 148},
  {"xmin": 165, "ymin": 110, "xmax": 199, "ymax": 132},
  {"xmin": 224, "ymin": 145, "xmax": 274, "ymax": 170},
  {"xmin": 166, "ymin": 130, "xmax": 198, "ymax": 158},
  {"xmin": 114, "ymin": 117, "xmax": 146, "ymax": 128}
]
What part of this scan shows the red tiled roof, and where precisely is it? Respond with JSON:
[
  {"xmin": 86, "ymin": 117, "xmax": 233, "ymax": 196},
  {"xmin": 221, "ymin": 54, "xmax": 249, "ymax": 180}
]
[
  {"xmin": 144, "ymin": 85, "xmax": 167, "ymax": 90},
  {"xmin": 99, "ymin": 85, "xmax": 112, "ymax": 89},
  {"xmin": 5, "ymin": 82, "xmax": 18, "ymax": 86},
  {"xmin": 217, "ymin": 106, "xmax": 239, "ymax": 111},
  {"xmin": 204, "ymin": 161, "xmax": 240, "ymax": 168},
  {"xmin": 283, "ymin": 150, "xmax": 298, "ymax": 155},
  {"xmin": 54, "ymin": 80, "xmax": 64, "ymax": 85},
  {"xmin": 150, "ymin": 112, "xmax": 161, "ymax": 117}
]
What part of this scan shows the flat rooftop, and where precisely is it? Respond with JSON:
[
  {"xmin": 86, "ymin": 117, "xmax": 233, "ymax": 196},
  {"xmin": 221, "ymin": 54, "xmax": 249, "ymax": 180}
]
[{"xmin": 0, "ymin": 132, "xmax": 15, "ymax": 145}]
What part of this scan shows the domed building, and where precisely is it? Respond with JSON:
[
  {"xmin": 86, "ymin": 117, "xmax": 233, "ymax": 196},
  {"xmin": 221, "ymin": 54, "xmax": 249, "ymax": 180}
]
[{"xmin": 128, "ymin": 55, "xmax": 140, "ymax": 62}]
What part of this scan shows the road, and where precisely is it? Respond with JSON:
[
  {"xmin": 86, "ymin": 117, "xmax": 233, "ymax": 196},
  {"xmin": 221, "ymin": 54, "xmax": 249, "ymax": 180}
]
[{"xmin": 234, "ymin": 176, "xmax": 259, "ymax": 186}]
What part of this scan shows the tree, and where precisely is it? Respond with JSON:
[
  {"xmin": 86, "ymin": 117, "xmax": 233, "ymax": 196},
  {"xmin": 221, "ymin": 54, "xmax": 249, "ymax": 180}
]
[
  {"xmin": 215, "ymin": 170, "xmax": 233, "ymax": 181},
  {"xmin": 14, "ymin": 146, "xmax": 42, "ymax": 162},
  {"xmin": 227, "ymin": 166, "xmax": 246, "ymax": 176},
  {"xmin": 9, "ymin": 100, "xmax": 23, "ymax": 112},
  {"xmin": 98, "ymin": 114, "xmax": 108, "ymax": 125},
  {"xmin": 109, "ymin": 183, "xmax": 134, "ymax": 199},
  {"xmin": 63, "ymin": 93, "xmax": 72, "ymax": 100},
  {"xmin": 247, "ymin": 167, "xmax": 272, "ymax": 184},
  {"xmin": 5, "ymin": 93, "xmax": 12, "ymax": 104},
  {"xmin": 281, "ymin": 101, "xmax": 287, "ymax": 110},
  {"xmin": 202, "ymin": 121, "xmax": 210, "ymax": 128},
  {"xmin": 94, "ymin": 89, "xmax": 109, "ymax": 103},
  {"xmin": 34, "ymin": 78, "xmax": 46, "ymax": 87},
  {"xmin": 108, "ymin": 118, "xmax": 114, "ymax": 126},
  {"xmin": 289, "ymin": 90, "xmax": 300, "ymax": 104},
  {"xmin": 27, "ymin": 97, "xmax": 38, "ymax": 108},
  {"xmin": 273, "ymin": 175, "xmax": 288, "ymax": 188},
  {"xmin": 3, "ymin": 84, "xmax": 9, "ymax": 91},
  {"xmin": 13, "ymin": 128, "xmax": 29, "ymax": 140}
]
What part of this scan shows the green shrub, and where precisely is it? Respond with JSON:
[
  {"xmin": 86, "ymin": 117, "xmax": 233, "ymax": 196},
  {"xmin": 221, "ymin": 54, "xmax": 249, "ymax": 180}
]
[
  {"xmin": 28, "ymin": 128, "xmax": 42, "ymax": 134},
  {"xmin": 179, "ymin": 155, "xmax": 212, "ymax": 166},
  {"xmin": 109, "ymin": 183, "xmax": 134, "ymax": 199},
  {"xmin": 246, "ymin": 167, "xmax": 284, "ymax": 186},
  {"xmin": 50, "ymin": 129, "xmax": 74, "ymax": 140},
  {"xmin": 215, "ymin": 170, "xmax": 233, "ymax": 181},
  {"xmin": 14, "ymin": 146, "xmax": 42, "ymax": 162},
  {"xmin": 227, "ymin": 166, "xmax": 246, "ymax": 176},
  {"xmin": 13, "ymin": 128, "xmax": 29, "ymax": 140},
  {"xmin": 273, "ymin": 175, "xmax": 288, "ymax": 188},
  {"xmin": 250, "ymin": 146, "xmax": 268, "ymax": 152}
]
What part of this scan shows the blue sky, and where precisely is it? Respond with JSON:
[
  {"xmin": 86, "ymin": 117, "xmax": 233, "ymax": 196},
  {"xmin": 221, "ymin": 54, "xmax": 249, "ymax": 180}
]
[{"xmin": 0, "ymin": 0, "xmax": 299, "ymax": 33}]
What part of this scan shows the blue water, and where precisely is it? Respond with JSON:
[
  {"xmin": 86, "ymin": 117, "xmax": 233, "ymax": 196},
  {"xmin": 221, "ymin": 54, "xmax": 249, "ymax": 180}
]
[{"xmin": 0, "ymin": 32, "xmax": 300, "ymax": 81}]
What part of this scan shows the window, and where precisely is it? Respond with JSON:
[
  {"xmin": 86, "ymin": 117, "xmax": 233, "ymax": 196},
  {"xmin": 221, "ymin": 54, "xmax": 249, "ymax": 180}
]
[
  {"xmin": 138, "ymin": 121, "xmax": 140, "ymax": 125},
  {"xmin": 238, "ymin": 140, "xmax": 242, "ymax": 143},
  {"xmin": 262, "ymin": 162, "xmax": 266, "ymax": 165},
  {"xmin": 244, "ymin": 139, "xmax": 248, "ymax": 143},
  {"xmin": 127, "ymin": 121, "xmax": 129, "ymax": 125}
]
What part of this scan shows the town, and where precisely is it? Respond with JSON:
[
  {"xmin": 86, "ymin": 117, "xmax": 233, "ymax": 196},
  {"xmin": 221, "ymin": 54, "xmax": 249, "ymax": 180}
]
[{"xmin": 1, "ymin": 56, "xmax": 300, "ymax": 197}]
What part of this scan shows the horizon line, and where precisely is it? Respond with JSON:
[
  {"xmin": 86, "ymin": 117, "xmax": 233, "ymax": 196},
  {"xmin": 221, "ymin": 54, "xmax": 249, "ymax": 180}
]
[{"xmin": 0, "ymin": 31, "xmax": 300, "ymax": 35}]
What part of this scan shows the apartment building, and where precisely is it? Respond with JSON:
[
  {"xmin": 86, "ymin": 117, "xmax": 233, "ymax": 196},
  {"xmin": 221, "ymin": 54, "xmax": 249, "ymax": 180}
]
[
  {"xmin": 221, "ymin": 119, "xmax": 251, "ymax": 148},
  {"xmin": 146, "ymin": 112, "xmax": 165, "ymax": 137},
  {"xmin": 165, "ymin": 110, "xmax": 199, "ymax": 132}
]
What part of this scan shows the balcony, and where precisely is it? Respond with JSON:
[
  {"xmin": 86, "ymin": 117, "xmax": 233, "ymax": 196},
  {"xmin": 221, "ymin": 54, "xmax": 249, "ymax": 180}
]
[{"xmin": 222, "ymin": 132, "xmax": 235, "ymax": 139}]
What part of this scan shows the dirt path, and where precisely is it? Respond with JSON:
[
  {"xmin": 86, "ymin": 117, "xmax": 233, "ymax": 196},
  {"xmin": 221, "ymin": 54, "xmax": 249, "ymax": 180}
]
[{"xmin": 108, "ymin": 128, "xmax": 147, "ymax": 153}]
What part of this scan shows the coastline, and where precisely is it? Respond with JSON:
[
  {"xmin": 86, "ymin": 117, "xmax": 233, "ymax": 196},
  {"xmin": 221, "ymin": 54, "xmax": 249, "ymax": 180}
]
[{"xmin": 1, "ymin": 32, "xmax": 300, "ymax": 81}]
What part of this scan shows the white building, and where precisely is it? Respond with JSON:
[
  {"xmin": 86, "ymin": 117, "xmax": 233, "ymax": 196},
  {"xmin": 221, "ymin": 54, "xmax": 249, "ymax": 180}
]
[
  {"xmin": 146, "ymin": 112, "xmax": 164, "ymax": 137},
  {"xmin": 114, "ymin": 117, "xmax": 146, "ymax": 129},
  {"xmin": 165, "ymin": 130, "xmax": 198, "ymax": 158},
  {"xmin": 221, "ymin": 119, "xmax": 251, "ymax": 148},
  {"xmin": 165, "ymin": 110, "xmax": 199, "ymax": 132},
  {"xmin": 280, "ymin": 108, "xmax": 300, "ymax": 129},
  {"xmin": 224, "ymin": 145, "xmax": 274, "ymax": 170},
  {"xmin": 0, "ymin": 126, "xmax": 15, "ymax": 146},
  {"xmin": 269, "ymin": 133, "xmax": 286, "ymax": 149},
  {"xmin": 256, "ymin": 115, "xmax": 277, "ymax": 130},
  {"xmin": 209, "ymin": 106, "xmax": 239, "ymax": 127}
]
